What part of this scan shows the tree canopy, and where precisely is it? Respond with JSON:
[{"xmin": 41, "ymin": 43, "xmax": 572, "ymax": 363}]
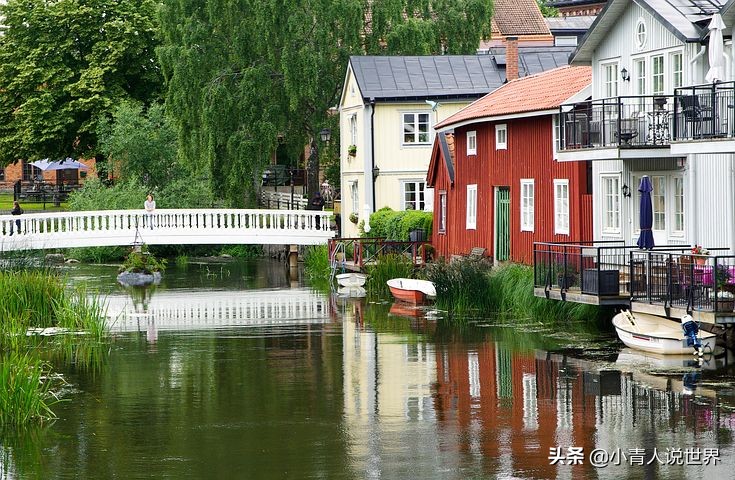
[
  {"xmin": 158, "ymin": 0, "xmax": 493, "ymax": 205},
  {"xmin": 0, "ymin": 0, "xmax": 162, "ymax": 165}
]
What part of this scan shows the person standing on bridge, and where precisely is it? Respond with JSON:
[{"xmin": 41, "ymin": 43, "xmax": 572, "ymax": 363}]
[
  {"xmin": 144, "ymin": 194, "xmax": 156, "ymax": 229},
  {"xmin": 307, "ymin": 192, "xmax": 325, "ymax": 229},
  {"xmin": 10, "ymin": 201, "xmax": 22, "ymax": 235}
]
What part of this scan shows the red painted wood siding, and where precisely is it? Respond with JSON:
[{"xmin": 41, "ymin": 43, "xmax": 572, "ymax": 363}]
[{"xmin": 431, "ymin": 116, "xmax": 590, "ymax": 264}]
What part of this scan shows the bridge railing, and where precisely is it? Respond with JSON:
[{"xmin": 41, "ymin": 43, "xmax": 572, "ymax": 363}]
[{"xmin": 0, "ymin": 209, "xmax": 333, "ymax": 249}]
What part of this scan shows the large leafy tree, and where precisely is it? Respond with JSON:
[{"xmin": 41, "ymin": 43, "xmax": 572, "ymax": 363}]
[
  {"xmin": 158, "ymin": 0, "xmax": 493, "ymax": 206},
  {"xmin": 0, "ymin": 0, "xmax": 162, "ymax": 165}
]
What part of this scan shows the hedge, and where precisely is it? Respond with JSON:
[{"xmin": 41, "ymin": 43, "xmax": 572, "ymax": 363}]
[{"xmin": 361, "ymin": 207, "xmax": 433, "ymax": 241}]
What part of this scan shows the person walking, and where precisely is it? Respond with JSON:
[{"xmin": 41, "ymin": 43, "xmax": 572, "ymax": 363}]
[
  {"xmin": 144, "ymin": 194, "xmax": 156, "ymax": 229},
  {"xmin": 10, "ymin": 201, "xmax": 22, "ymax": 235},
  {"xmin": 308, "ymin": 192, "xmax": 325, "ymax": 229}
]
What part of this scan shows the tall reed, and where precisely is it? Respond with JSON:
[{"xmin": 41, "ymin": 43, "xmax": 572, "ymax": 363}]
[
  {"xmin": 425, "ymin": 258, "xmax": 494, "ymax": 314},
  {"xmin": 365, "ymin": 254, "xmax": 414, "ymax": 299},
  {"xmin": 303, "ymin": 245, "xmax": 331, "ymax": 292},
  {"xmin": 0, "ymin": 352, "xmax": 61, "ymax": 426}
]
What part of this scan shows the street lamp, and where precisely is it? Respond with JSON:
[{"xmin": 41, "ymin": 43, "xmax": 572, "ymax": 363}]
[
  {"xmin": 320, "ymin": 128, "xmax": 331, "ymax": 143},
  {"xmin": 289, "ymin": 167, "xmax": 296, "ymax": 209}
]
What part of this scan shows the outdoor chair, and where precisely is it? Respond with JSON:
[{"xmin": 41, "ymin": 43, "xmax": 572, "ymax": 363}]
[
  {"xmin": 615, "ymin": 111, "xmax": 640, "ymax": 145},
  {"xmin": 678, "ymin": 95, "xmax": 714, "ymax": 139}
]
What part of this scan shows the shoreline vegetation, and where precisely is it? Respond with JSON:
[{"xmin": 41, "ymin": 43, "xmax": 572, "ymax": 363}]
[
  {"xmin": 0, "ymin": 270, "xmax": 108, "ymax": 427},
  {"xmin": 304, "ymin": 247, "xmax": 602, "ymax": 323}
]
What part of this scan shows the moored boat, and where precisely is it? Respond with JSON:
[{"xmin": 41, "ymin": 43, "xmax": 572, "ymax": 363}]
[
  {"xmin": 387, "ymin": 278, "xmax": 436, "ymax": 304},
  {"xmin": 612, "ymin": 311, "xmax": 717, "ymax": 355},
  {"xmin": 336, "ymin": 273, "xmax": 368, "ymax": 288}
]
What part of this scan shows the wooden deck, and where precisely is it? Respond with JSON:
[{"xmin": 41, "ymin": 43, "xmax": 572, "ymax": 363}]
[{"xmin": 533, "ymin": 287, "xmax": 630, "ymax": 307}]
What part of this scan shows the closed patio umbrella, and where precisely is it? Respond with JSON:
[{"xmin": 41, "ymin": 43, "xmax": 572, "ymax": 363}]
[
  {"xmin": 636, "ymin": 175, "xmax": 655, "ymax": 250},
  {"xmin": 705, "ymin": 14, "xmax": 726, "ymax": 83}
]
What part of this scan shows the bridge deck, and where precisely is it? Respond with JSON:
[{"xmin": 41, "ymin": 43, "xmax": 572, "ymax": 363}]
[{"xmin": 0, "ymin": 208, "xmax": 334, "ymax": 250}]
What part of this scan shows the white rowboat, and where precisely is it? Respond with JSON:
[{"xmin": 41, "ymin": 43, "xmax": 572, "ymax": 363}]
[
  {"xmin": 387, "ymin": 278, "xmax": 436, "ymax": 304},
  {"xmin": 336, "ymin": 273, "xmax": 368, "ymax": 288},
  {"xmin": 612, "ymin": 311, "xmax": 717, "ymax": 355}
]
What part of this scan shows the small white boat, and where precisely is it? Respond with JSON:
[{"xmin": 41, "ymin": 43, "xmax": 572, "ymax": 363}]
[
  {"xmin": 336, "ymin": 273, "xmax": 368, "ymax": 288},
  {"xmin": 387, "ymin": 278, "xmax": 436, "ymax": 304},
  {"xmin": 612, "ymin": 311, "xmax": 717, "ymax": 355}
]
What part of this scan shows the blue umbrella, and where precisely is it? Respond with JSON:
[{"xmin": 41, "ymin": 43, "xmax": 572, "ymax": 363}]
[{"xmin": 636, "ymin": 176, "xmax": 655, "ymax": 250}]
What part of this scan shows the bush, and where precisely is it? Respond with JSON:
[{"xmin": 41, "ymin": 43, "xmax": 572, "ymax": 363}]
[
  {"xmin": 362, "ymin": 207, "xmax": 433, "ymax": 241},
  {"xmin": 119, "ymin": 246, "xmax": 167, "ymax": 274}
]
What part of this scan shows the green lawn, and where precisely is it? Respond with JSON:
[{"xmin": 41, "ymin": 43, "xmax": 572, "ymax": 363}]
[{"xmin": 0, "ymin": 193, "xmax": 68, "ymax": 212}]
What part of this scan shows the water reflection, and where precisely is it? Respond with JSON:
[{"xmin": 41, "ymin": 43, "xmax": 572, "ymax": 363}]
[{"xmin": 2, "ymin": 260, "xmax": 735, "ymax": 479}]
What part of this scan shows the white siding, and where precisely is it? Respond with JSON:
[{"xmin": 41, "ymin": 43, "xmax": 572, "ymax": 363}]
[{"xmin": 689, "ymin": 153, "xmax": 734, "ymax": 249}]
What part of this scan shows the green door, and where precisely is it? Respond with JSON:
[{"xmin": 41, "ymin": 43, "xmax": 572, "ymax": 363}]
[{"xmin": 495, "ymin": 187, "xmax": 510, "ymax": 261}]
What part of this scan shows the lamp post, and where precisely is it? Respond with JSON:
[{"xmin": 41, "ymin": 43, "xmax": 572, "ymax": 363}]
[
  {"xmin": 307, "ymin": 128, "xmax": 332, "ymax": 200},
  {"xmin": 289, "ymin": 167, "xmax": 295, "ymax": 209}
]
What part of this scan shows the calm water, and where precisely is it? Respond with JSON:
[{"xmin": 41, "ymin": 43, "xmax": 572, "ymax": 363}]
[{"xmin": 2, "ymin": 259, "xmax": 735, "ymax": 479}]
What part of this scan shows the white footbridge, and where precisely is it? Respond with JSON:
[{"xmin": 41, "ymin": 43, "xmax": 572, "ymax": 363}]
[
  {"xmin": 104, "ymin": 289, "xmax": 331, "ymax": 333},
  {"xmin": 0, "ymin": 209, "xmax": 333, "ymax": 250}
]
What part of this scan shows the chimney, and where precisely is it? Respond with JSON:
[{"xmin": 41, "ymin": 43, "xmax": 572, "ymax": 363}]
[{"xmin": 505, "ymin": 36, "xmax": 519, "ymax": 82}]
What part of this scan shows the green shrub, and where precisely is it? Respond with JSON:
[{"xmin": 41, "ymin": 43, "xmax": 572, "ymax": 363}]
[
  {"xmin": 362, "ymin": 207, "xmax": 433, "ymax": 241},
  {"xmin": 119, "ymin": 246, "xmax": 167, "ymax": 274},
  {"xmin": 219, "ymin": 245, "xmax": 263, "ymax": 258}
]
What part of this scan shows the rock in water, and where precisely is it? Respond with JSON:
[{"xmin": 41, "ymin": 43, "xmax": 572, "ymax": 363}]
[{"xmin": 117, "ymin": 271, "xmax": 162, "ymax": 287}]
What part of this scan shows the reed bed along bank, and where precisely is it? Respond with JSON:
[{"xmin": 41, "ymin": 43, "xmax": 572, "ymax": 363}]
[
  {"xmin": 365, "ymin": 254, "xmax": 414, "ymax": 299},
  {"xmin": 0, "ymin": 270, "xmax": 108, "ymax": 427}
]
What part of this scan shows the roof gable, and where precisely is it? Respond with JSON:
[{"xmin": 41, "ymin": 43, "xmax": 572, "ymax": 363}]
[
  {"xmin": 491, "ymin": 0, "xmax": 552, "ymax": 37},
  {"xmin": 426, "ymin": 132, "xmax": 455, "ymax": 187}
]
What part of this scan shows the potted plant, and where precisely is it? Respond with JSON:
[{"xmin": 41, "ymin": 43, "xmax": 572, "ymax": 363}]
[
  {"xmin": 691, "ymin": 245, "xmax": 709, "ymax": 265},
  {"xmin": 348, "ymin": 145, "xmax": 357, "ymax": 157},
  {"xmin": 349, "ymin": 212, "xmax": 359, "ymax": 224}
]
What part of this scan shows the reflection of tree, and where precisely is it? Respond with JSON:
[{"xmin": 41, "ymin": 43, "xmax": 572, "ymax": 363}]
[{"xmin": 127, "ymin": 285, "xmax": 156, "ymax": 314}]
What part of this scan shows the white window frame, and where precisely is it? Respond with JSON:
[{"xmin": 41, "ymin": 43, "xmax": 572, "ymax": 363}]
[
  {"xmin": 349, "ymin": 114, "xmax": 357, "ymax": 146},
  {"xmin": 602, "ymin": 62, "xmax": 618, "ymax": 98},
  {"xmin": 651, "ymin": 54, "xmax": 665, "ymax": 96},
  {"xmin": 631, "ymin": 173, "xmax": 685, "ymax": 238},
  {"xmin": 466, "ymin": 184, "xmax": 477, "ymax": 230},
  {"xmin": 402, "ymin": 111, "xmax": 432, "ymax": 146},
  {"xmin": 670, "ymin": 51, "xmax": 683, "ymax": 90},
  {"xmin": 495, "ymin": 124, "xmax": 507, "ymax": 150},
  {"xmin": 635, "ymin": 19, "xmax": 647, "ymax": 51},
  {"xmin": 552, "ymin": 115, "xmax": 560, "ymax": 159},
  {"xmin": 350, "ymin": 181, "xmax": 359, "ymax": 214},
  {"xmin": 520, "ymin": 179, "xmax": 534, "ymax": 232},
  {"xmin": 673, "ymin": 175, "xmax": 685, "ymax": 235},
  {"xmin": 400, "ymin": 179, "xmax": 425, "ymax": 211},
  {"xmin": 554, "ymin": 179, "xmax": 570, "ymax": 235},
  {"xmin": 439, "ymin": 191, "xmax": 447, "ymax": 233},
  {"xmin": 467, "ymin": 130, "xmax": 477, "ymax": 155},
  {"xmin": 633, "ymin": 57, "xmax": 646, "ymax": 96},
  {"xmin": 601, "ymin": 174, "xmax": 621, "ymax": 234},
  {"xmin": 554, "ymin": 36, "xmax": 578, "ymax": 47}
]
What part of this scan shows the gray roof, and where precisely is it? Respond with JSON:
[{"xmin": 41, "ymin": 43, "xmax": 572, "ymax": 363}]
[
  {"xmin": 545, "ymin": 15, "xmax": 597, "ymax": 32},
  {"xmin": 350, "ymin": 49, "xmax": 574, "ymax": 101},
  {"xmin": 572, "ymin": 0, "xmax": 728, "ymax": 63}
]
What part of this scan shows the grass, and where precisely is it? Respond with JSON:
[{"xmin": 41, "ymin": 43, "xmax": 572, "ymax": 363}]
[
  {"xmin": 303, "ymin": 245, "xmax": 331, "ymax": 292},
  {"xmin": 365, "ymin": 253, "xmax": 414, "ymax": 299},
  {"xmin": 0, "ymin": 193, "xmax": 68, "ymax": 212},
  {"xmin": 425, "ymin": 258, "xmax": 494, "ymax": 314},
  {"xmin": 0, "ymin": 269, "xmax": 108, "ymax": 427}
]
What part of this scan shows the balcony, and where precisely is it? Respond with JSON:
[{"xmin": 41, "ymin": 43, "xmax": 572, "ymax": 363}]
[
  {"xmin": 558, "ymin": 95, "xmax": 674, "ymax": 161},
  {"xmin": 670, "ymin": 82, "xmax": 735, "ymax": 154},
  {"xmin": 534, "ymin": 241, "xmax": 735, "ymax": 325}
]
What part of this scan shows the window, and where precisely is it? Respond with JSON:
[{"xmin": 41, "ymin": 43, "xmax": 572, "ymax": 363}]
[
  {"xmin": 674, "ymin": 176, "xmax": 684, "ymax": 234},
  {"xmin": 554, "ymin": 180, "xmax": 570, "ymax": 235},
  {"xmin": 439, "ymin": 191, "xmax": 447, "ymax": 233},
  {"xmin": 466, "ymin": 184, "xmax": 477, "ymax": 230},
  {"xmin": 403, "ymin": 112, "xmax": 431, "ymax": 144},
  {"xmin": 635, "ymin": 19, "xmax": 647, "ymax": 50},
  {"xmin": 350, "ymin": 181, "xmax": 359, "ymax": 214},
  {"xmin": 401, "ymin": 180, "xmax": 425, "ymax": 211},
  {"xmin": 349, "ymin": 114, "xmax": 357, "ymax": 146},
  {"xmin": 467, "ymin": 131, "xmax": 477, "ymax": 155},
  {"xmin": 22, "ymin": 161, "xmax": 41, "ymax": 182},
  {"xmin": 652, "ymin": 55, "xmax": 664, "ymax": 95},
  {"xmin": 603, "ymin": 62, "xmax": 618, "ymax": 98},
  {"xmin": 671, "ymin": 52, "xmax": 683, "ymax": 89},
  {"xmin": 554, "ymin": 36, "xmax": 578, "ymax": 47},
  {"xmin": 552, "ymin": 115, "xmax": 561, "ymax": 156},
  {"xmin": 495, "ymin": 124, "xmax": 507, "ymax": 150},
  {"xmin": 601, "ymin": 175, "xmax": 621, "ymax": 233},
  {"xmin": 651, "ymin": 175, "xmax": 666, "ymax": 230},
  {"xmin": 520, "ymin": 179, "xmax": 534, "ymax": 232},
  {"xmin": 633, "ymin": 58, "xmax": 646, "ymax": 96}
]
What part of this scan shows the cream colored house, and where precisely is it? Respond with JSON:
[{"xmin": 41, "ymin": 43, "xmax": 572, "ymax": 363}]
[{"xmin": 338, "ymin": 52, "xmax": 573, "ymax": 237}]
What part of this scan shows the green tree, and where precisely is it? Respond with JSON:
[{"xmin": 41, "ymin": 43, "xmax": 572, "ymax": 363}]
[
  {"xmin": 97, "ymin": 101, "xmax": 178, "ymax": 189},
  {"xmin": 158, "ymin": 0, "xmax": 493, "ymax": 205},
  {"xmin": 0, "ymin": 0, "xmax": 162, "ymax": 165},
  {"xmin": 537, "ymin": 0, "xmax": 559, "ymax": 17}
]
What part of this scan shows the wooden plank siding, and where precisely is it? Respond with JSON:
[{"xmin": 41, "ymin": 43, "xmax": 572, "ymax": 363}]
[{"xmin": 430, "ymin": 115, "xmax": 591, "ymax": 264}]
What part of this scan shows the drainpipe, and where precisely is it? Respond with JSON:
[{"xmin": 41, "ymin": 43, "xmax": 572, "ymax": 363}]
[
  {"xmin": 370, "ymin": 97, "xmax": 376, "ymax": 213},
  {"xmin": 688, "ymin": 46, "xmax": 706, "ymax": 247}
]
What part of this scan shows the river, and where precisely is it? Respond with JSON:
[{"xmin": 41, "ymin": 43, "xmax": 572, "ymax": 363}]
[{"xmin": 1, "ymin": 258, "xmax": 735, "ymax": 479}]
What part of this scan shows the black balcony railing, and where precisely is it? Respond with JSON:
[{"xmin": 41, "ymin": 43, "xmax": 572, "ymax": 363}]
[
  {"xmin": 673, "ymin": 82, "xmax": 735, "ymax": 141},
  {"xmin": 559, "ymin": 95, "xmax": 674, "ymax": 151}
]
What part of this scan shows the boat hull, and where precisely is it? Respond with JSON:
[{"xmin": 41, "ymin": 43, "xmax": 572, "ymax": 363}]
[
  {"xmin": 388, "ymin": 285, "xmax": 426, "ymax": 304},
  {"xmin": 386, "ymin": 278, "xmax": 436, "ymax": 304},
  {"xmin": 336, "ymin": 273, "xmax": 367, "ymax": 288},
  {"xmin": 612, "ymin": 312, "xmax": 717, "ymax": 355}
]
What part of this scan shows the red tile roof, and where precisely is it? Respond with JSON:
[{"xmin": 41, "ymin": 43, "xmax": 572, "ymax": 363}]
[
  {"xmin": 492, "ymin": 0, "xmax": 551, "ymax": 37},
  {"xmin": 435, "ymin": 65, "xmax": 591, "ymax": 129}
]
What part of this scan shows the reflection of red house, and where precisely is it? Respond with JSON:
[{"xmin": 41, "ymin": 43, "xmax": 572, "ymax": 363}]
[{"xmin": 426, "ymin": 66, "xmax": 593, "ymax": 263}]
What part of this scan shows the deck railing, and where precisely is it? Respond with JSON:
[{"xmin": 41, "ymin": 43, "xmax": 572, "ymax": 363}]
[
  {"xmin": 673, "ymin": 81, "xmax": 735, "ymax": 141},
  {"xmin": 559, "ymin": 95, "xmax": 675, "ymax": 150},
  {"xmin": 328, "ymin": 237, "xmax": 429, "ymax": 269},
  {"xmin": 629, "ymin": 248, "xmax": 734, "ymax": 313}
]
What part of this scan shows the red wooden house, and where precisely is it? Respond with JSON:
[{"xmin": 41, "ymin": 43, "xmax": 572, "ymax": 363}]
[{"xmin": 426, "ymin": 66, "xmax": 593, "ymax": 264}]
